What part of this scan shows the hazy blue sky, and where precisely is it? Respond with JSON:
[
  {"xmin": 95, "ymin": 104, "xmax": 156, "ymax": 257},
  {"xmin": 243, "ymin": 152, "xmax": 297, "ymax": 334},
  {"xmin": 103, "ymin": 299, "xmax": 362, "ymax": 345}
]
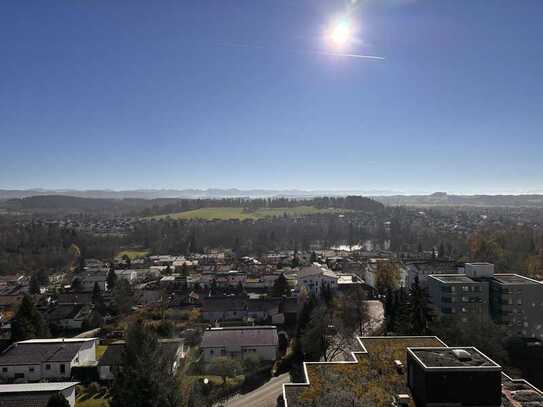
[{"xmin": 1, "ymin": 0, "xmax": 542, "ymax": 194}]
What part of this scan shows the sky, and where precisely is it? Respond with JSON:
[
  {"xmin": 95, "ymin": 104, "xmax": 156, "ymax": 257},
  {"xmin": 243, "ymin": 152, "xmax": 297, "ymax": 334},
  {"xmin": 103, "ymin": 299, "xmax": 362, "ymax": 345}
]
[{"xmin": 1, "ymin": 0, "xmax": 543, "ymax": 194}]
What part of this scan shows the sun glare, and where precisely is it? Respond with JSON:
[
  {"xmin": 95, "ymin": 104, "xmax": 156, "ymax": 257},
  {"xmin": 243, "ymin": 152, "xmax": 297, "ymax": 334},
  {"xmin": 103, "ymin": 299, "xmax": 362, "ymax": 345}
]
[{"xmin": 328, "ymin": 19, "xmax": 353, "ymax": 49}]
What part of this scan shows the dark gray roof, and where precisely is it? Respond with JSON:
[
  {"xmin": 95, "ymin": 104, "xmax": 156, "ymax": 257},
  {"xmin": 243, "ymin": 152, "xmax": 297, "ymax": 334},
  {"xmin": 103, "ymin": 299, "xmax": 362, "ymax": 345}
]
[
  {"xmin": 0, "ymin": 394, "xmax": 50, "ymax": 407},
  {"xmin": 56, "ymin": 293, "xmax": 93, "ymax": 304},
  {"xmin": 46, "ymin": 304, "xmax": 87, "ymax": 321},
  {"xmin": 201, "ymin": 326, "xmax": 278, "ymax": 348},
  {"xmin": 281, "ymin": 297, "xmax": 300, "ymax": 314},
  {"xmin": 0, "ymin": 342, "xmax": 84, "ymax": 365},
  {"xmin": 246, "ymin": 298, "xmax": 281, "ymax": 312},
  {"xmin": 97, "ymin": 343, "xmax": 125, "ymax": 367},
  {"xmin": 98, "ymin": 340, "xmax": 182, "ymax": 367},
  {"xmin": 202, "ymin": 297, "xmax": 247, "ymax": 312}
]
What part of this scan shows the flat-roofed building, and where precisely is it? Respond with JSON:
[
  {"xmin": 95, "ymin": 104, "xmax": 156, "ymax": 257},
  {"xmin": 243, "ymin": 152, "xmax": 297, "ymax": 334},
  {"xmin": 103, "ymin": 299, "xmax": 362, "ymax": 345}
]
[
  {"xmin": 282, "ymin": 336, "xmax": 543, "ymax": 406},
  {"xmin": 427, "ymin": 274, "xmax": 489, "ymax": 321},
  {"xmin": 488, "ymin": 273, "xmax": 543, "ymax": 339},
  {"xmin": 407, "ymin": 347, "xmax": 501, "ymax": 406},
  {"xmin": 428, "ymin": 267, "xmax": 543, "ymax": 339},
  {"xmin": 406, "ymin": 260, "xmax": 460, "ymax": 288}
]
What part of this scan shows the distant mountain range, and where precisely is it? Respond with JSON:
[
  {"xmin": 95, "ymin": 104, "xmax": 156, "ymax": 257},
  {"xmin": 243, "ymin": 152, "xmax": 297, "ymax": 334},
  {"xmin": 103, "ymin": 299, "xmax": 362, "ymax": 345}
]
[
  {"xmin": 0, "ymin": 188, "xmax": 398, "ymax": 200},
  {"xmin": 1, "ymin": 189, "xmax": 543, "ymax": 208}
]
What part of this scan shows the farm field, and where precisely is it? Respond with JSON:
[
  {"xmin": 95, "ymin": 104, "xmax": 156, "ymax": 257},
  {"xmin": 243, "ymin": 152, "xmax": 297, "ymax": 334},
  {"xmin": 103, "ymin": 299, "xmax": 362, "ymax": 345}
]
[
  {"xmin": 148, "ymin": 206, "xmax": 346, "ymax": 221},
  {"xmin": 116, "ymin": 249, "xmax": 150, "ymax": 260}
]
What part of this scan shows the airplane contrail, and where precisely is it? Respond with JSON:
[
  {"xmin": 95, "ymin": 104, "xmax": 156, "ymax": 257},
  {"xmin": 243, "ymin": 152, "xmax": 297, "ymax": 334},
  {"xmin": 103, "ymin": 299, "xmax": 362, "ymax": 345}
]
[
  {"xmin": 305, "ymin": 50, "xmax": 384, "ymax": 60},
  {"xmin": 222, "ymin": 42, "xmax": 385, "ymax": 61}
]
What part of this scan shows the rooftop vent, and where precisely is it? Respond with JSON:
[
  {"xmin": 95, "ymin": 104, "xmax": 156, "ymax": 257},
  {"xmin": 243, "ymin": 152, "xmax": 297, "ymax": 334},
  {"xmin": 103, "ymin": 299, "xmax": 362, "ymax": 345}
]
[
  {"xmin": 452, "ymin": 349, "xmax": 472, "ymax": 361},
  {"xmin": 394, "ymin": 394, "xmax": 411, "ymax": 406},
  {"xmin": 394, "ymin": 359, "xmax": 404, "ymax": 374}
]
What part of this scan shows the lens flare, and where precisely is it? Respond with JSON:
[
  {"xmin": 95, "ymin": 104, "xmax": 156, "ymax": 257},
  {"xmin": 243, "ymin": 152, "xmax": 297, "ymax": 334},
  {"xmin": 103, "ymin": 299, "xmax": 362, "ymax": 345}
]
[{"xmin": 327, "ymin": 19, "xmax": 353, "ymax": 49}]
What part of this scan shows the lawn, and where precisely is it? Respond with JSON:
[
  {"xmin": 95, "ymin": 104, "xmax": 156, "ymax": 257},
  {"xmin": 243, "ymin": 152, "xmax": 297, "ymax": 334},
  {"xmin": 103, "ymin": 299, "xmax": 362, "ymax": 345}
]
[
  {"xmin": 76, "ymin": 390, "xmax": 110, "ymax": 407},
  {"xmin": 116, "ymin": 249, "xmax": 149, "ymax": 260},
  {"xmin": 149, "ymin": 206, "xmax": 345, "ymax": 221},
  {"xmin": 76, "ymin": 398, "xmax": 110, "ymax": 407},
  {"xmin": 96, "ymin": 345, "xmax": 108, "ymax": 360}
]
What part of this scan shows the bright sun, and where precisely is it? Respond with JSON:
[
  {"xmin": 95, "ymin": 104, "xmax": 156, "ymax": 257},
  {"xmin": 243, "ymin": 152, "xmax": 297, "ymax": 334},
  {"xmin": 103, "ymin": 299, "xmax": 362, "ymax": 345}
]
[{"xmin": 328, "ymin": 20, "xmax": 352, "ymax": 48}]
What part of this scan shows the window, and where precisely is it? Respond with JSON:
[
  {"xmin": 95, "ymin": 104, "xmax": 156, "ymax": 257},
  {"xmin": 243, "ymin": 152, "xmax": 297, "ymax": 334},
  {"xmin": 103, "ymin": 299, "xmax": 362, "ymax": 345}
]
[
  {"xmin": 45, "ymin": 364, "xmax": 51, "ymax": 370},
  {"xmin": 210, "ymin": 350, "xmax": 214, "ymax": 355},
  {"xmin": 29, "ymin": 367, "xmax": 34, "ymax": 372},
  {"xmin": 2, "ymin": 368, "xmax": 7, "ymax": 373},
  {"xmin": 60, "ymin": 364, "xmax": 66, "ymax": 374}
]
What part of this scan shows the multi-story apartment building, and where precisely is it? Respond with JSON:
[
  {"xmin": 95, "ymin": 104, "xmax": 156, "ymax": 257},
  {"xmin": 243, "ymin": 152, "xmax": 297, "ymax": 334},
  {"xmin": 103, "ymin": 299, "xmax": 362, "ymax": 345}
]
[
  {"xmin": 427, "ymin": 274, "xmax": 489, "ymax": 321},
  {"xmin": 428, "ymin": 263, "xmax": 543, "ymax": 339},
  {"xmin": 488, "ymin": 274, "xmax": 543, "ymax": 338}
]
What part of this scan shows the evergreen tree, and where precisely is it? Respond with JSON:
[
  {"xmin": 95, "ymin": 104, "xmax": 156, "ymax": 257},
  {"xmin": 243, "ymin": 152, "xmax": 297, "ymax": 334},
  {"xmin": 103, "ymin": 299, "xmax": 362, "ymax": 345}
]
[
  {"xmin": 438, "ymin": 242, "xmax": 445, "ymax": 259},
  {"xmin": 271, "ymin": 273, "xmax": 289, "ymax": 297},
  {"xmin": 46, "ymin": 393, "xmax": 70, "ymax": 407},
  {"xmin": 92, "ymin": 282, "xmax": 105, "ymax": 314},
  {"xmin": 92, "ymin": 282, "xmax": 101, "ymax": 303},
  {"xmin": 110, "ymin": 321, "xmax": 182, "ymax": 407},
  {"xmin": 11, "ymin": 294, "xmax": 49, "ymax": 342},
  {"xmin": 29, "ymin": 273, "xmax": 40, "ymax": 295},
  {"xmin": 394, "ymin": 278, "xmax": 433, "ymax": 335},
  {"xmin": 122, "ymin": 254, "xmax": 131, "ymax": 268},
  {"xmin": 296, "ymin": 295, "xmax": 317, "ymax": 337},
  {"xmin": 384, "ymin": 288, "xmax": 396, "ymax": 333},
  {"xmin": 107, "ymin": 266, "xmax": 118, "ymax": 291},
  {"xmin": 77, "ymin": 255, "xmax": 85, "ymax": 272},
  {"xmin": 408, "ymin": 276, "xmax": 433, "ymax": 335}
]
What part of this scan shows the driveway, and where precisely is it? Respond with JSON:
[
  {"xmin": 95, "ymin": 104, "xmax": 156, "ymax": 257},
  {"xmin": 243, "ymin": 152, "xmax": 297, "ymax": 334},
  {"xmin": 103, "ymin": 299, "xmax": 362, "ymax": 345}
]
[{"xmin": 224, "ymin": 373, "xmax": 290, "ymax": 407}]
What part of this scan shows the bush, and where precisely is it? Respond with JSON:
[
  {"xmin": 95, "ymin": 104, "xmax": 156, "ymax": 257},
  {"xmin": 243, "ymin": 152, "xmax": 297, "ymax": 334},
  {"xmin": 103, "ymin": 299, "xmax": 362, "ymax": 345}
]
[{"xmin": 88, "ymin": 382, "xmax": 101, "ymax": 395}]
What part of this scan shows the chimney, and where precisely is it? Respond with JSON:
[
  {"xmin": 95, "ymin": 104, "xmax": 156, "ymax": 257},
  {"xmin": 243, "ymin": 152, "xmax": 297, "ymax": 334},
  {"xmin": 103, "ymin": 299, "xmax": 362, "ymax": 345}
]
[{"xmin": 394, "ymin": 359, "xmax": 404, "ymax": 374}]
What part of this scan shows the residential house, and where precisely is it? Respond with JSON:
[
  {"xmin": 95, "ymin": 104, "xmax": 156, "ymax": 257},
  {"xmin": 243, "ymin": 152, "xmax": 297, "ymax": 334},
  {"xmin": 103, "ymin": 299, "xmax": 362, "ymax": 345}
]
[
  {"xmin": 0, "ymin": 382, "xmax": 79, "ymax": 407},
  {"xmin": 72, "ymin": 272, "xmax": 107, "ymax": 292},
  {"xmin": 246, "ymin": 298, "xmax": 283, "ymax": 324},
  {"xmin": 201, "ymin": 326, "xmax": 278, "ymax": 363},
  {"xmin": 114, "ymin": 269, "xmax": 138, "ymax": 285},
  {"xmin": 201, "ymin": 297, "xmax": 247, "ymax": 322},
  {"xmin": 0, "ymin": 338, "xmax": 97, "ymax": 382},
  {"xmin": 296, "ymin": 264, "xmax": 338, "ymax": 296},
  {"xmin": 97, "ymin": 339, "xmax": 185, "ymax": 381},
  {"xmin": 45, "ymin": 304, "xmax": 100, "ymax": 331},
  {"xmin": 201, "ymin": 296, "xmax": 285, "ymax": 323}
]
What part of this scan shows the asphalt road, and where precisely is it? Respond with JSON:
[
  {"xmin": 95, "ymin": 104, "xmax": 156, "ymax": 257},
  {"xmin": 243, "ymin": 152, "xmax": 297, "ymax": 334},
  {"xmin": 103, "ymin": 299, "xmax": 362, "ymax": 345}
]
[{"xmin": 224, "ymin": 373, "xmax": 290, "ymax": 407}]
